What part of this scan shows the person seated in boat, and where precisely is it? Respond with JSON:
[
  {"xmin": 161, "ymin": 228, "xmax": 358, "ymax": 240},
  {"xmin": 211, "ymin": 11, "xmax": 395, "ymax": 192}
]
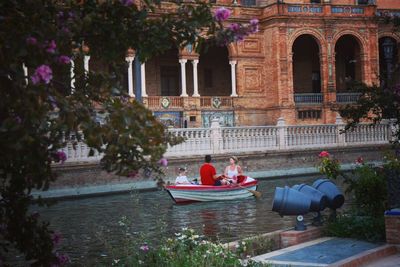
[
  {"xmin": 175, "ymin": 167, "xmax": 191, "ymax": 185},
  {"xmin": 223, "ymin": 156, "xmax": 244, "ymax": 184},
  {"xmin": 200, "ymin": 155, "xmax": 227, "ymax": 186}
]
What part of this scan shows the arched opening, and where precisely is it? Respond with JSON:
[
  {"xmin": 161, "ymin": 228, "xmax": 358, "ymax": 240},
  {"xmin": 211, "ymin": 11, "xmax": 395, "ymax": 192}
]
[
  {"xmin": 146, "ymin": 48, "xmax": 180, "ymax": 96},
  {"xmin": 335, "ymin": 35, "xmax": 362, "ymax": 92},
  {"xmin": 379, "ymin": 37, "xmax": 399, "ymax": 87},
  {"xmin": 292, "ymin": 34, "xmax": 322, "ymax": 104},
  {"xmin": 199, "ymin": 45, "xmax": 230, "ymax": 96}
]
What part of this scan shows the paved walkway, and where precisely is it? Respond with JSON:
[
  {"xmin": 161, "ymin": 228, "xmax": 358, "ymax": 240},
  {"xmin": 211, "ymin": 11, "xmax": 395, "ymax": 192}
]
[{"xmin": 250, "ymin": 237, "xmax": 397, "ymax": 267}]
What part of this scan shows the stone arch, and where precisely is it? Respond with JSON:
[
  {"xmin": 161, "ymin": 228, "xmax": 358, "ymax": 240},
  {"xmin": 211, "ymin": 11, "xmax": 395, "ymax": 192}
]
[
  {"xmin": 289, "ymin": 29, "xmax": 326, "ymax": 55},
  {"xmin": 333, "ymin": 32, "xmax": 365, "ymax": 92},
  {"xmin": 378, "ymin": 33, "xmax": 400, "ymax": 86},
  {"xmin": 290, "ymin": 32, "xmax": 325, "ymax": 96},
  {"xmin": 332, "ymin": 30, "xmax": 366, "ymax": 55}
]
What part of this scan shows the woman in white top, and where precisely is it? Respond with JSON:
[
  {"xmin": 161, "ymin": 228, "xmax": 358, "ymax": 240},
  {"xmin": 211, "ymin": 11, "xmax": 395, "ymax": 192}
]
[
  {"xmin": 175, "ymin": 167, "xmax": 191, "ymax": 185},
  {"xmin": 223, "ymin": 156, "xmax": 243, "ymax": 184}
]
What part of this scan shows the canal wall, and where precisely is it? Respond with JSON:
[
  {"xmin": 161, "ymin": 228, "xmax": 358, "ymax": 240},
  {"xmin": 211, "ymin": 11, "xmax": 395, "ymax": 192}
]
[{"xmin": 32, "ymin": 144, "xmax": 390, "ymax": 199}]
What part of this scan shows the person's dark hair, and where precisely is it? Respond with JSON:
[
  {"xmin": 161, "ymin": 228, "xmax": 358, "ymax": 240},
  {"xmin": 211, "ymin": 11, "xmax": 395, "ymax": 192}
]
[
  {"xmin": 178, "ymin": 167, "xmax": 186, "ymax": 172},
  {"xmin": 205, "ymin": 155, "xmax": 212, "ymax": 163}
]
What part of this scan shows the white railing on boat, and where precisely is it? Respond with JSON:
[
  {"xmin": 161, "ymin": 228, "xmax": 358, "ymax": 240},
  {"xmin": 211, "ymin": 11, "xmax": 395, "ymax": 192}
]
[{"xmin": 59, "ymin": 118, "xmax": 394, "ymax": 163}]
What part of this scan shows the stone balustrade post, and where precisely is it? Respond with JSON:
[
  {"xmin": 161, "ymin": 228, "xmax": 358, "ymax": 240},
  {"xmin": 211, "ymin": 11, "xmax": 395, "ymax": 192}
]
[
  {"xmin": 336, "ymin": 115, "xmax": 346, "ymax": 146},
  {"xmin": 277, "ymin": 117, "xmax": 286, "ymax": 149},
  {"xmin": 210, "ymin": 118, "xmax": 222, "ymax": 154},
  {"xmin": 389, "ymin": 118, "xmax": 399, "ymax": 143}
]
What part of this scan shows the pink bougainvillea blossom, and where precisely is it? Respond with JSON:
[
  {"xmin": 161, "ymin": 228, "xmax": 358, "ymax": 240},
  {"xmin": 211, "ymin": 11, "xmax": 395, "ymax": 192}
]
[
  {"xmin": 31, "ymin": 65, "xmax": 53, "ymax": 85},
  {"xmin": 140, "ymin": 244, "xmax": 149, "ymax": 252},
  {"xmin": 26, "ymin": 37, "xmax": 37, "ymax": 46},
  {"xmin": 215, "ymin": 7, "xmax": 231, "ymax": 22},
  {"xmin": 249, "ymin": 19, "xmax": 259, "ymax": 33},
  {"xmin": 46, "ymin": 40, "xmax": 57, "ymax": 53},
  {"xmin": 158, "ymin": 158, "xmax": 168, "ymax": 167},
  {"xmin": 58, "ymin": 55, "xmax": 71, "ymax": 64},
  {"xmin": 56, "ymin": 151, "xmax": 67, "ymax": 163},
  {"xmin": 51, "ymin": 232, "xmax": 62, "ymax": 246},
  {"xmin": 319, "ymin": 151, "xmax": 330, "ymax": 158},
  {"xmin": 120, "ymin": 0, "xmax": 134, "ymax": 6},
  {"xmin": 229, "ymin": 23, "xmax": 240, "ymax": 32}
]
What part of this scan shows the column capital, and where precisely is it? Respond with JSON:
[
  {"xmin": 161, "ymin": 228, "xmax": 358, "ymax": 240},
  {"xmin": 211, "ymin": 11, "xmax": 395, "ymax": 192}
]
[
  {"xmin": 229, "ymin": 60, "xmax": 237, "ymax": 65},
  {"xmin": 192, "ymin": 59, "xmax": 199, "ymax": 65},
  {"xmin": 125, "ymin": 56, "xmax": 135, "ymax": 63},
  {"xmin": 179, "ymin": 59, "xmax": 188, "ymax": 64}
]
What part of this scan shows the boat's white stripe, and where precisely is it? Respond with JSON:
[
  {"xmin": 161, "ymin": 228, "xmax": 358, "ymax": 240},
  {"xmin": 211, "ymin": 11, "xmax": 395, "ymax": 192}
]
[{"xmin": 169, "ymin": 185, "xmax": 257, "ymax": 201}]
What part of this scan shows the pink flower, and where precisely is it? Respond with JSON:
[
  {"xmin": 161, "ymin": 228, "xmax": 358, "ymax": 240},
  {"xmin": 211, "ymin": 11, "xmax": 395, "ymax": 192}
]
[
  {"xmin": 158, "ymin": 158, "xmax": 168, "ymax": 167},
  {"xmin": 319, "ymin": 151, "xmax": 330, "ymax": 158},
  {"xmin": 140, "ymin": 244, "xmax": 149, "ymax": 252},
  {"xmin": 121, "ymin": 0, "xmax": 134, "ymax": 6},
  {"xmin": 356, "ymin": 157, "xmax": 364, "ymax": 164},
  {"xmin": 46, "ymin": 40, "xmax": 57, "ymax": 54},
  {"xmin": 58, "ymin": 55, "xmax": 71, "ymax": 64},
  {"xmin": 229, "ymin": 23, "xmax": 240, "ymax": 32},
  {"xmin": 128, "ymin": 170, "xmax": 138, "ymax": 178},
  {"xmin": 56, "ymin": 151, "xmax": 67, "ymax": 163},
  {"xmin": 26, "ymin": 37, "xmax": 37, "ymax": 46},
  {"xmin": 215, "ymin": 7, "xmax": 231, "ymax": 22},
  {"xmin": 51, "ymin": 232, "xmax": 62, "ymax": 246},
  {"xmin": 249, "ymin": 19, "xmax": 259, "ymax": 33},
  {"xmin": 31, "ymin": 65, "xmax": 53, "ymax": 85}
]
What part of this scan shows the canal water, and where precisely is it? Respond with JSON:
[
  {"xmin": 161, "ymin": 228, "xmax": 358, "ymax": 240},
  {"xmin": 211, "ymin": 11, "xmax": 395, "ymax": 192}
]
[{"xmin": 37, "ymin": 175, "xmax": 331, "ymax": 266}]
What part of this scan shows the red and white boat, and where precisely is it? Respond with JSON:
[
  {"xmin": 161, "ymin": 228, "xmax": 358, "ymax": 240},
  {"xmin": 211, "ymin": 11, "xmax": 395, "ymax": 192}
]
[{"xmin": 165, "ymin": 176, "xmax": 258, "ymax": 204}]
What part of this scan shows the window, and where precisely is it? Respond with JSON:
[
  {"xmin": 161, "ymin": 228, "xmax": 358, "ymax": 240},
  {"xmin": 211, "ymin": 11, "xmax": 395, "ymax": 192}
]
[
  {"xmin": 241, "ymin": 0, "xmax": 256, "ymax": 7},
  {"xmin": 204, "ymin": 68, "xmax": 213, "ymax": 88},
  {"xmin": 310, "ymin": 0, "xmax": 321, "ymax": 3},
  {"xmin": 357, "ymin": 0, "xmax": 369, "ymax": 5},
  {"xmin": 298, "ymin": 110, "xmax": 322, "ymax": 120}
]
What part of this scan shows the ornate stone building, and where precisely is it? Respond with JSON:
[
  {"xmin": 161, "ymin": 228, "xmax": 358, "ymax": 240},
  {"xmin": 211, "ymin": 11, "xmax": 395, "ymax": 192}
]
[{"xmin": 93, "ymin": 0, "xmax": 400, "ymax": 128}]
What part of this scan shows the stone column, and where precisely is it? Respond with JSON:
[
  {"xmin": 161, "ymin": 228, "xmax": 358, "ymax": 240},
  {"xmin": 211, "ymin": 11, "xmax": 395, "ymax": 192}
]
[
  {"xmin": 179, "ymin": 59, "xmax": 188, "ymax": 97},
  {"xmin": 229, "ymin": 60, "xmax": 238, "ymax": 97},
  {"xmin": 84, "ymin": 55, "xmax": 90, "ymax": 75},
  {"xmin": 192, "ymin": 59, "xmax": 200, "ymax": 97},
  {"xmin": 22, "ymin": 63, "xmax": 28, "ymax": 85},
  {"xmin": 70, "ymin": 60, "xmax": 75, "ymax": 94},
  {"xmin": 277, "ymin": 117, "xmax": 287, "ymax": 149},
  {"xmin": 125, "ymin": 56, "xmax": 135, "ymax": 97},
  {"xmin": 141, "ymin": 63, "xmax": 147, "ymax": 97}
]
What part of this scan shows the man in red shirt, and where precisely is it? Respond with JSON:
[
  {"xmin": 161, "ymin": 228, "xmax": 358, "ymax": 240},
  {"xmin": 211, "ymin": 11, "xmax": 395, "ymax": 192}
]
[{"xmin": 200, "ymin": 155, "xmax": 222, "ymax": 186}]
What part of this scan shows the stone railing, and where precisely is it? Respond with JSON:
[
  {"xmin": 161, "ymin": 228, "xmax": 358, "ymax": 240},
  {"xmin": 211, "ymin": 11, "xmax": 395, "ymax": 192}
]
[
  {"xmin": 200, "ymin": 96, "xmax": 233, "ymax": 109},
  {"xmin": 145, "ymin": 96, "xmax": 184, "ymax": 109},
  {"xmin": 336, "ymin": 92, "xmax": 362, "ymax": 103},
  {"xmin": 59, "ymin": 118, "xmax": 393, "ymax": 162},
  {"xmin": 294, "ymin": 93, "xmax": 323, "ymax": 104}
]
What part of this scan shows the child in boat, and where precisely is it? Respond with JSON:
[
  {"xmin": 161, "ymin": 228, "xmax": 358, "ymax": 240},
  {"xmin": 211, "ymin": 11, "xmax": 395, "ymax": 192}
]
[{"xmin": 175, "ymin": 167, "xmax": 191, "ymax": 185}]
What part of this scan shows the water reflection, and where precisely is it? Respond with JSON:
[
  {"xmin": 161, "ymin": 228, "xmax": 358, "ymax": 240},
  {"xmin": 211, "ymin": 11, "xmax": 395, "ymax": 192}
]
[{"xmin": 37, "ymin": 175, "xmax": 325, "ymax": 266}]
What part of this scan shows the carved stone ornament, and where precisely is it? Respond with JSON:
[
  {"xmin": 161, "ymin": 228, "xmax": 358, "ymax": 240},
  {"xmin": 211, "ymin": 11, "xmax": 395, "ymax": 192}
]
[
  {"xmin": 212, "ymin": 97, "xmax": 222, "ymax": 109},
  {"xmin": 160, "ymin": 97, "xmax": 171, "ymax": 109}
]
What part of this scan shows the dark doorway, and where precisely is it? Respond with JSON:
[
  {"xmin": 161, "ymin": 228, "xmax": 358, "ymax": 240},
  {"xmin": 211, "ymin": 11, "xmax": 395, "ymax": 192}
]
[
  {"xmin": 292, "ymin": 34, "xmax": 321, "ymax": 94},
  {"xmin": 160, "ymin": 66, "xmax": 180, "ymax": 96},
  {"xmin": 335, "ymin": 35, "xmax": 362, "ymax": 92}
]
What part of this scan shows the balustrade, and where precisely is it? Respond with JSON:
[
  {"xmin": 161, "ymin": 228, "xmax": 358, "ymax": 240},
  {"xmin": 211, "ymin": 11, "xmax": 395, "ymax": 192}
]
[
  {"xmin": 336, "ymin": 93, "xmax": 362, "ymax": 103},
  {"xmin": 200, "ymin": 96, "xmax": 233, "ymax": 108},
  {"xmin": 58, "ymin": 122, "xmax": 392, "ymax": 163},
  {"xmin": 294, "ymin": 93, "xmax": 323, "ymax": 104}
]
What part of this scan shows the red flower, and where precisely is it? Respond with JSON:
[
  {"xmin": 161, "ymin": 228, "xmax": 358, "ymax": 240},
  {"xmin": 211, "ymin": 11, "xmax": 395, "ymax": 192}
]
[{"xmin": 319, "ymin": 151, "xmax": 330, "ymax": 158}]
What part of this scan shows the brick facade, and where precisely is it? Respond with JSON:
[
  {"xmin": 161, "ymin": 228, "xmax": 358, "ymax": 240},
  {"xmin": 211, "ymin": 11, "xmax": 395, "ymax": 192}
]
[{"xmin": 90, "ymin": 0, "xmax": 400, "ymax": 127}]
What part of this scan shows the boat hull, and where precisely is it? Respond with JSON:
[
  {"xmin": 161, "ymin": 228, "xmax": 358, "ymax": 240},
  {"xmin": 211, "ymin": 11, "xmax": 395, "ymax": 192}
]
[{"xmin": 166, "ymin": 178, "xmax": 258, "ymax": 204}]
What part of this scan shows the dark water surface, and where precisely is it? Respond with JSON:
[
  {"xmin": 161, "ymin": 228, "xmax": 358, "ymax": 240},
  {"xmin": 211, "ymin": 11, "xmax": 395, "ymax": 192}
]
[{"xmin": 37, "ymin": 175, "xmax": 328, "ymax": 266}]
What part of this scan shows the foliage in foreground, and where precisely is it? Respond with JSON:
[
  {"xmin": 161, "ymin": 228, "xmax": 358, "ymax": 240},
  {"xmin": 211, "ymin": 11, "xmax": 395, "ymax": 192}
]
[
  {"xmin": 324, "ymin": 213, "xmax": 385, "ymax": 242},
  {"xmin": 105, "ymin": 225, "xmax": 271, "ymax": 267},
  {"xmin": 317, "ymin": 151, "xmax": 390, "ymax": 242},
  {"xmin": 0, "ymin": 0, "xmax": 259, "ymax": 265}
]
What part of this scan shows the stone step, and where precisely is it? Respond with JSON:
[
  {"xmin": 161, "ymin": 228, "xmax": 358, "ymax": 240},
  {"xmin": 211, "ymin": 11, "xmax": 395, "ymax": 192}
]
[{"xmin": 249, "ymin": 237, "xmax": 398, "ymax": 267}]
